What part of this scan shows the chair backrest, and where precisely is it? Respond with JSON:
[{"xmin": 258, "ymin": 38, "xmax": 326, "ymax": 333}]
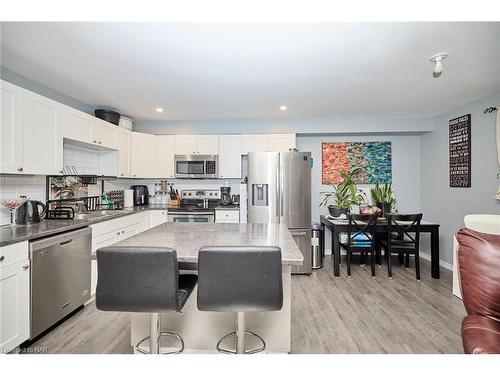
[
  {"xmin": 96, "ymin": 246, "xmax": 179, "ymax": 313},
  {"xmin": 347, "ymin": 213, "xmax": 379, "ymax": 246},
  {"xmin": 456, "ymin": 228, "xmax": 500, "ymax": 320},
  {"xmin": 197, "ymin": 246, "xmax": 283, "ymax": 312},
  {"xmin": 386, "ymin": 213, "xmax": 423, "ymax": 249}
]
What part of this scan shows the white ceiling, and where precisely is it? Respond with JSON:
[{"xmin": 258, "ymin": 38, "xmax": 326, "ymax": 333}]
[{"xmin": 1, "ymin": 22, "xmax": 499, "ymax": 122}]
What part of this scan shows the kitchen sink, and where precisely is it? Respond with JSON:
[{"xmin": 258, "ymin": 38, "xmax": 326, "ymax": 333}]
[{"xmin": 73, "ymin": 210, "xmax": 115, "ymax": 220}]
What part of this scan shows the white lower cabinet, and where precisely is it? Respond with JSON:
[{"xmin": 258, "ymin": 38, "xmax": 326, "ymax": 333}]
[
  {"xmin": 149, "ymin": 210, "xmax": 168, "ymax": 228},
  {"xmin": 0, "ymin": 241, "xmax": 30, "ymax": 353},
  {"xmin": 90, "ymin": 212, "xmax": 150, "ymax": 296},
  {"xmin": 215, "ymin": 210, "xmax": 240, "ymax": 223}
]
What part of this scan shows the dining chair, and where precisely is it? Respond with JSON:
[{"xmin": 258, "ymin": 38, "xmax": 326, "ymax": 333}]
[
  {"xmin": 380, "ymin": 213, "xmax": 423, "ymax": 280},
  {"xmin": 340, "ymin": 213, "xmax": 379, "ymax": 277}
]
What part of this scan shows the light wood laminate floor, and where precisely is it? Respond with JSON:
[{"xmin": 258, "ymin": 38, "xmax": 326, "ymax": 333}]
[{"xmin": 26, "ymin": 256, "xmax": 465, "ymax": 354}]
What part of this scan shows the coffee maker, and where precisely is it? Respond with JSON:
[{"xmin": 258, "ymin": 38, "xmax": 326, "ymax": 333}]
[
  {"xmin": 131, "ymin": 185, "xmax": 149, "ymax": 206},
  {"xmin": 220, "ymin": 187, "xmax": 232, "ymax": 206}
]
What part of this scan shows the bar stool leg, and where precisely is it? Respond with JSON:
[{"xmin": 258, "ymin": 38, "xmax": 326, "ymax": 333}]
[
  {"xmin": 150, "ymin": 313, "xmax": 160, "ymax": 354},
  {"xmin": 236, "ymin": 312, "xmax": 246, "ymax": 354}
]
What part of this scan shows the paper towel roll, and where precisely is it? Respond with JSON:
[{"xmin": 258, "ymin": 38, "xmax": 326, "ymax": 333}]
[{"xmin": 124, "ymin": 190, "xmax": 134, "ymax": 207}]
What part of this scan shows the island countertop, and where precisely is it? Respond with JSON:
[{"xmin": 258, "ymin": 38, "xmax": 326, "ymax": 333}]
[{"xmin": 114, "ymin": 222, "xmax": 304, "ymax": 266}]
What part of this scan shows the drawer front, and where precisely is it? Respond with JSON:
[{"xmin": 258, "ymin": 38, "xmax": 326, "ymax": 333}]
[
  {"xmin": 0, "ymin": 241, "xmax": 29, "ymax": 269},
  {"xmin": 215, "ymin": 210, "xmax": 240, "ymax": 223}
]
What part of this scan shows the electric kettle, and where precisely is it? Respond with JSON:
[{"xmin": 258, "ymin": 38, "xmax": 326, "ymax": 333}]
[{"xmin": 15, "ymin": 198, "xmax": 46, "ymax": 224}]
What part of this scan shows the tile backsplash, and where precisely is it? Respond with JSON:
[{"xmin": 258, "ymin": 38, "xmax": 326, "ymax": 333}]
[{"xmin": 0, "ymin": 175, "xmax": 46, "ymax": 225}]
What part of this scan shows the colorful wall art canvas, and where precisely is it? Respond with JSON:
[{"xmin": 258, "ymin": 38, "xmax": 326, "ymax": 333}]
[{"xmin": 322, "ymin": 141, "xmax": 392, "ymax": 184}]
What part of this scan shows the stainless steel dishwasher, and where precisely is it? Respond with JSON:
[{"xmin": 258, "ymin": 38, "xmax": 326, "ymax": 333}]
[{"xmin": 29, "ymin": 227, "xmax": 92, "ymax": 338}]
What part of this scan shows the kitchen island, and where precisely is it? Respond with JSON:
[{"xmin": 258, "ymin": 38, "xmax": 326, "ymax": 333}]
[{"xmin": 114, "ymin": 222, "xmax": 303, "ymax": 354}]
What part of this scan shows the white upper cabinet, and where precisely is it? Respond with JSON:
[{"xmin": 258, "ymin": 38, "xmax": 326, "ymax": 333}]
[
  {"xmin": 196, "ymin": 135, "xmax": 219, "ymax": 155},
  {"xmin": 157, "ymin": 135, "xmax": 175, "ymax": 178},
  {"xmin": 219, "ymin": 135, "xmax": 242, "ymax": 179},
  {"xmin": 242, "ymin": 134, "xmax": 269, "ymax": 154},
  {"xmin": 91, "ymin": 118, "xmax": 117, "ymax": 149},
  {"xmin": 115, "ymin": 128, "xmax": 132, "ymax": 177},
  {"xmin": 131, "ymin": 132, "xmax": 157, "ymax": 178},
  {"xmin": 23, "ymin": 90, "xmax": 63, "ymax": 175},
  {"xmin": 174, "ymin": 135, "xmax": 197, "ymax": 155},
  {"xmin": 0, "ymin": 80, "xmax": 24, "ymax": 174},
  {"xmin": 60, "ymin": 105, "xmax": 93, "ymax": 144},
  {"xmin": 268, "ymin": 133, "xmax": 296, "ymax": 152}
]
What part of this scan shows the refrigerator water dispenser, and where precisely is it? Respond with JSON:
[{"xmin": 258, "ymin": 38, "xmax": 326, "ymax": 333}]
[{"xmin": 252, "ymin": 184, "xmax": 268, "ymax": 206}]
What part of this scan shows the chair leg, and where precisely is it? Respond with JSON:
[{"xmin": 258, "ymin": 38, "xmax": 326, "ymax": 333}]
[
  {"xmin": 360, "ymin": 252, "xmax": 365, "ymax": 265},
  {"xmin": 405, "ymin": 253, "xmax": 410, "ymax": 269},
  {"xmin": 370, "ymin": 251, "xmax": 375, "ymax": 278},
  {"xmin": 415, "ymin": 251, "xmax": 421, "ymax": 280},
  {"xmin": 347, "ymin": 250, "xmax": 352, "ymax": 277},
  {"xmin": 387, "ymin": 249, "xmax": 392, "ymax": 279},
  {"xmin": 398, "ymin": 253, "xmax": 404, "ymax": 266}
]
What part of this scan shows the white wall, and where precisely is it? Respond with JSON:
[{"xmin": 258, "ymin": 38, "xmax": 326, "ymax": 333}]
[
  {"xmin": 297, "ymin": 134, "xmax": 421, "ymax": 254},
  {"xmin": 420, "ymin": 92, "xmax": 500, "ymax": 265}
]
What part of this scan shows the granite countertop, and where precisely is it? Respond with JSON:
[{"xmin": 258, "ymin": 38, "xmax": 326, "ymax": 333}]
[
  {"xmin": 0, "ymin": 204, "xmax": 173, "ymax": 247},
  {"xmin": 115, "ymin": 223, "xmax": 303, "ymax": 266}
]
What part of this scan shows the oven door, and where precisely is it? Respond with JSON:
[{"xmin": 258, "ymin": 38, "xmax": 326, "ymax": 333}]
[{"xmin": 167, "ymin": 212, "xmax": 215, "ymax": 223}]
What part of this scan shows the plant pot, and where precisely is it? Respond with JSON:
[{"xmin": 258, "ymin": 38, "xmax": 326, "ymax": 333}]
[
  {"xmin": 328, "ymin": 206, "xmax": 349, "ymax": 218},
  {"xmin": 376, "ymin": 202, "xmax": 391, "ymax": 217}
]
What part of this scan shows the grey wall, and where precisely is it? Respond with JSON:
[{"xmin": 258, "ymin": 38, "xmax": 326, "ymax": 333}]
[
  {"xmin": 0, "ymin": 66, "xmax": 96, "ymax": 114},
  {"xmin": 420, "ymin": 92, "xmax": 500, "ymax": 265},
  {"xmin": 136, "ymin": 117, "xmax": 434, "ymax": 135},
  {"xmin": 297, "ymin": 134, "xmax": 421, "ymax": 254}
]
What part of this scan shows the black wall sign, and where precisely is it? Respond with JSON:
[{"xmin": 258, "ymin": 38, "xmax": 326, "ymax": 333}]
[{"xmin": 449, "ymin": 114, "xmax": 471, "ymax": 187}]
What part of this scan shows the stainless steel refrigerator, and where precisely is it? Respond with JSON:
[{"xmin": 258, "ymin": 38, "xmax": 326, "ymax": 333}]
[{"xmin": 247, "ymin": 152, "xmax": 312, "ymax": 274}]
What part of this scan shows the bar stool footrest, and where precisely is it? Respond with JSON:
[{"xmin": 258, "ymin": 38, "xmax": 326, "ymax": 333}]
[
  {"xmin": 216, "ymin": 331, "xmax": 266, "ymax": 354},
  {"xmin": 135, "ymin": 332, "xmax": 184, "ymax": 354}
]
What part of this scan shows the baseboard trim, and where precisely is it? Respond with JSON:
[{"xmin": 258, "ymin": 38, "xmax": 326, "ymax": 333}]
[{"xmin": 419, "ymin": 252, "xmax": 453, "ymax": 271}]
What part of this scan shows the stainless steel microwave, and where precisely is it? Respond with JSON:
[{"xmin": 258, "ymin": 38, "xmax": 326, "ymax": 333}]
[{"xmin": 174, "ymin": 155, "xmax": 218, "ymax": 179}]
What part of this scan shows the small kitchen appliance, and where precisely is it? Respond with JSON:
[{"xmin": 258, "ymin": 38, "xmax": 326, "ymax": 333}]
[
  {"xmin": 174, "ymin": 155, "xmax": 218, "ymax": 179},
  {"xmin": 220, "ymin": 187, "xmax": 232, "ymax": 206},
  {"xmin": 131, "ymin": 185, "xmax": 149, "ymax": 206},
  {"xmin": 15, "ymin": 199, "xmax": 46, "ymax": 224}
]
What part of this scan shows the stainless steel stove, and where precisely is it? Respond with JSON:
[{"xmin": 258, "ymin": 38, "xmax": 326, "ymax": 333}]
[{"xmin": 167, "ymin": 189, "xmax": 220, "ymax": 223}]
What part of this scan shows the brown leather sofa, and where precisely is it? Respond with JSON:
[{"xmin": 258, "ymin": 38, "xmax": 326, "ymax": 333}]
[{"xmin": 456, "ymin": 228, "xmax": 500, "ymax": 354}]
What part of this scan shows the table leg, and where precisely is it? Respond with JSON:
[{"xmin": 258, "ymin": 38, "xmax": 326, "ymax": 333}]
[
  {"xmin": 431, "ymin": 227, "xmax": 440, "ymax": 279},
  {"xmin": 374, "ymin": 233, "xmax": 382, "ymax": 265},
  {"xmin": 333, "ymin": 228, "xmax": 340, "ymax": 276}
]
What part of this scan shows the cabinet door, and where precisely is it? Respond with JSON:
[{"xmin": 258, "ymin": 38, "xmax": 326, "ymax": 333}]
[
  {"xmin": 150, "ymin": 210, "xmax": 168, "ymax": 228},
  {"xmin": 174, "ymin": 135, "xmax": 197, "ymax": 155},
  {"xmin": 219, "ymin": 135, "xmax": 242, "ymax": 178},
  {"xmin": 0, "ymin": 260, "xmax": 30, "ymax": 353},
  {"xmin": 157, "ymin": 135, "xmax": 175, "ymax": 178},
  {"xmin": 116, "ymin": 128, "xmax": 131, "ymax": 177},
  {"xmin": 242, "ymin": 134, "xmax": 269, "ymax": 154},
  {"xmin": 91, "ymin": 118, "xmax": 117, "ymax": 149},
  {"xmin": 268, "ymin": 133, "xmax": 296, "ymax": 152},
  {"xmin": 60, "ymin": 105, "xmax": 93, "ymax": 144},
  {"xmin": 0, "ymin": 80, "xmax": 24, "ymax": 174},
  {"xmin": 196, "ymin": 135, "xmax": 219, "ymax": 155},
  {"xmin": 23, "ymin": 90, "xmax": 63, "ymax": 175},
  {"xmin": 131, "ymin": 132, "xmax": 158, "ymax": 178}
]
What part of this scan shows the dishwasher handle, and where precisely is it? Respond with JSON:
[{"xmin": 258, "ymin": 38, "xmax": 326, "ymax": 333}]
[{"xmin": 29, "ymin": 227, "xmax": 92, "ymax": 252}]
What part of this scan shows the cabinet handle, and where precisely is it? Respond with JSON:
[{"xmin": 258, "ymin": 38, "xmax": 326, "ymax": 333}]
[
  {"xmin": 121, "ymin": 173, "xmax": 124, "ymax": 176},
  {"xmin": 0, "ymin": 256, "xmax": 5, "ymax": 262},
  {"xmin": 98, "ymin": 141, "xmax": 102, "ymax": 144},
  {"xmin": 116, "ymin": 232, "xmax": 120, "ymax": 235},
  {"xmin": 17, "ymin": 167, "xmax": 23, "ymax": 172},
  {"xmin": 59, "ymin": 170, "xmax": 64, "ymax": 174},
  {"xmin": 121, "ymin": 230, "xmax": 125, "ymax": 234},
  {"xmin": 23, "ymin": 265, "xmax": 29, "ymax": 270},
  {"xmin": 93, "ymin": 140, "xmax": 97, "ymax": 143}
]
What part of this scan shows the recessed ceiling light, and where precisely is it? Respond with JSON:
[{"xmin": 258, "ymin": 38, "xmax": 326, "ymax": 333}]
[
  {"xmin": 280, "ymin": 106, "xmax": 287, "ymax": 111},
  {"xmin": 156, "ymin": 107, "xmax": 164, "ymax": 113}
]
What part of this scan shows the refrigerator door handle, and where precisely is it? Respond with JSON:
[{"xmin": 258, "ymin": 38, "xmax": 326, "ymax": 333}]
[{"xmin": 276, "ymin": 157, "xmax": 281, "ymax": 223}]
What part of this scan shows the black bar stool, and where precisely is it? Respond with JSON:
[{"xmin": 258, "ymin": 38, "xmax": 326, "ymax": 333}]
[
  {"xmin": 197, "ymin": 246, "xmax": 283, "ymax": 354},
  {"xmin": 96, "ymin": 246, "xmax": 197, "ymax": 354}
]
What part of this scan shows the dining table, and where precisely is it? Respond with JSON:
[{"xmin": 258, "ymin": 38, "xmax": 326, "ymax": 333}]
[{"xmin": 320, "ymin": 215, "xmax": 441, "ymax": 279}]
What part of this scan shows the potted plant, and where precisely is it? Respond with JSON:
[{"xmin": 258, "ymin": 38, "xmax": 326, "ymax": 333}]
[
  {"xmin": 370, "ymin": 182, "xmax": 395, "ymax": 217},
  {"xmin": 320, "ymin": 168, "xmax": 363, "ymax": 217}
]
